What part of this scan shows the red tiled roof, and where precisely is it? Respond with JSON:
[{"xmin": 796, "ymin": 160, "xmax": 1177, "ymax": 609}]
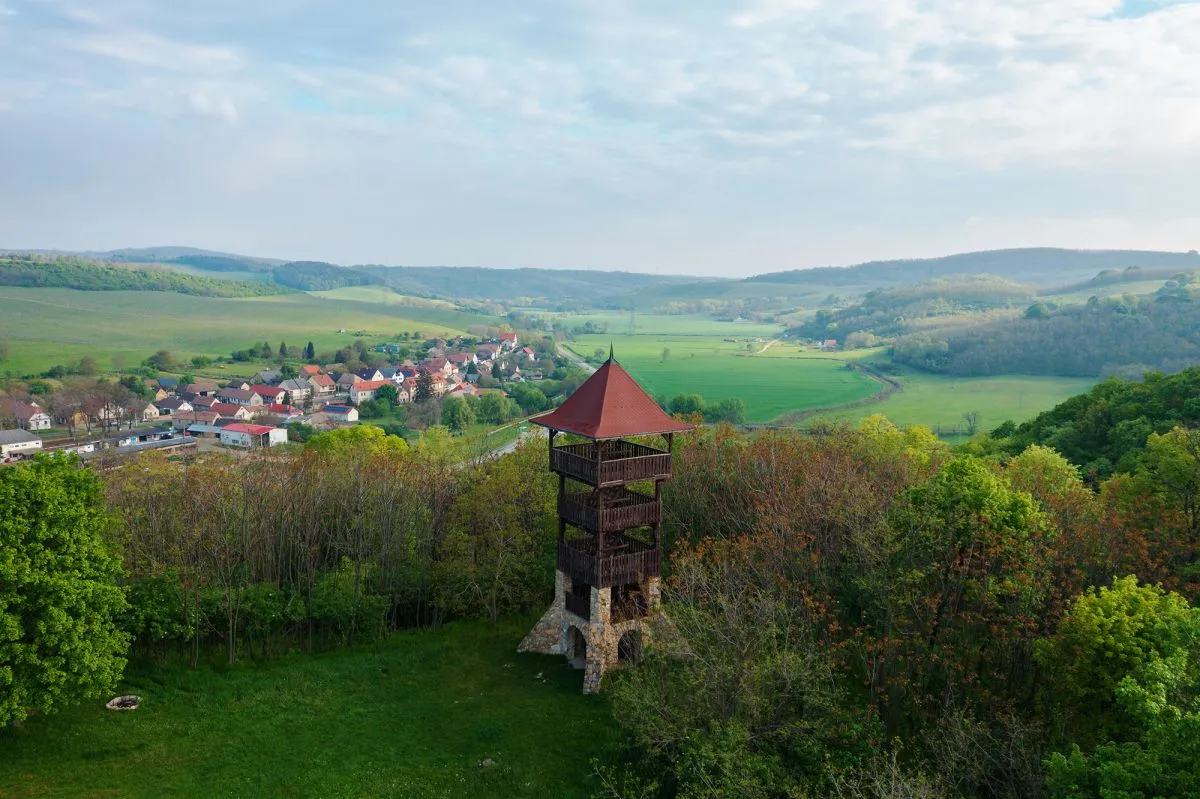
[
  {"xmin": 222, "ymin": 423, "xmax": 275, "ymax": 435},
  {"xmin": 218, "ymin": 388, "xmax": 255, "ymax": 401},
  {"xmin": 309, "ymin": 374, "xmax": 335, "ymax": 387},
  {"xmin": 355, "ymin": 380, "xmax": 389, "ymax": 391},
  {"xmin": 211, "ymin": 403, "xmax": 247, "ymax": 417},
  {"xmin": 300, "ymin": 365, "xmax": 321, "ymax": 375},
  {"xmin": 250, "ymin": 385, "xmax": 285, "ymax": 398},
  {"xmin": 531, "ymin": 357, "xmax": 693, "ymax": 440},
  {"xmin": 499, "ymin": 332, "xmax": 517, "ymax": 341}
]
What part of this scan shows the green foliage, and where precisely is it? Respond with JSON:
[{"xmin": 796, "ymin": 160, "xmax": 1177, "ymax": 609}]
[
  {"xmin": 475, "ymin": 392, "xmax": 520, "ymax": 424},
  {"xmin": 893, "ymin": 297, "xmax": 1200, "ymax": 377},
  {"xmin": 0, "ymin": 254, "xmax": 293, "ymax": 297},
  {"xmin": 434, "ymin": 443, "xmax": 555, "ymax": 622},
  {"xmin": 0, "ymin": 455, "xmax": 129, "ymax": 726},
  {"xmin": 998, "ymin": 367, "xmax": 1200, "ymax": 475},
  {"xmin": 310, "ymin": 558, "xmax": 389, "ymax": 645},
  {"xmin": 375, "ymin": 383, "xmax": 399, "ymax": 407},
  {"xmin": 307, "ymin": 424, "xmax": 408, "ymax": 455},
  {"xmin": 507, "ymin": 383, "xmax": 549, "ymax": 415},
  {"xmin": 441, "ymin": 395, "xmax": 475, "ymax": 434},
  {"xmin": 145, "ymin": 349, "xmax": 174, "ymax": 371},
  {"xmin": 1035, "ymin": 576, "xmax": 1200, "ymax": 751}
]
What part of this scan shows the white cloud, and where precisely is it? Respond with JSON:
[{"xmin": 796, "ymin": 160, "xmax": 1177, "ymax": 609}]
[{"xmin": 4, "ymin": 0, "xmax": 1200, "ymax": 272}]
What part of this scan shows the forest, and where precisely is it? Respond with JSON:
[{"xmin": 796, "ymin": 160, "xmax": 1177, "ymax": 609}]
[
  {"xmin": 7, "ymin": 364, "xmax": 1200, "ymax": 796},
  {"xmin": 0, "ymin": 255, "xmax": 293, "ymax": 298},
  {"xmin": 892, "ymin": 291, "xmax": 1200, "ymax": 377}
]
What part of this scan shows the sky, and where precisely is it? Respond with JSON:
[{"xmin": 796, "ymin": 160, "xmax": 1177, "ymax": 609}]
[{"xmin": 3, "ymin": 0, "xmax": 1200, "ymax": 277}]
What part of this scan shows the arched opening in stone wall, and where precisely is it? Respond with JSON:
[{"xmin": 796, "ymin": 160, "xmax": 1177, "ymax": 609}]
[
  {"xmin": 567, "ymin": 625, "xmax": 588, "ymax": 670},
  {"xmin": 617, "ymin": 629, "xmax": 643, "ymax": 665}
]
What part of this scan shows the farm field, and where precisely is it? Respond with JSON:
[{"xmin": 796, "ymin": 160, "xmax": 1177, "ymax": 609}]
[
  {"xmin": 566, "ymin": 330, "xmax": 880, "ymax": 422},
  {"xmin": 0, "ymin": 618, "xmax": 620, "ymax": 799},
  {"xmin": 0, "ymin": 288, "xmax": 498, "ymax": 375},
  {"xmin": 550, "ymin": 310, "xmax": 782, "ymax": 339},
  {"xmin": 810, "ymin": 367, "xmax": 1098, "ymax": 438}
]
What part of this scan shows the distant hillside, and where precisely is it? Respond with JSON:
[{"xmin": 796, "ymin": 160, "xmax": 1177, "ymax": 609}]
[
  {"xmin": 0, "ymin": 254, "xmax": 295, "ymax": 298},
  {"xmin": 752, "ymin": 248, "xmax": 1200, "ymax": 289},
  {"xmin": 892, "ymin": 293, "xmax": 1200, "ymax": 378},
  {"xmin": 793, "ymin": 274, "xmax": 1034, "ymax": 343},
  {"xmin": 272, "ymin": 261, "xmax": 382, "ymax": 291}
]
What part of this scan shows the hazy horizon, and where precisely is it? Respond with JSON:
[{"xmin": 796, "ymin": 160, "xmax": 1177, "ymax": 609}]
[{"xmin": 4, "ymin": 1, "xmax": 1200, "ymax": 277}]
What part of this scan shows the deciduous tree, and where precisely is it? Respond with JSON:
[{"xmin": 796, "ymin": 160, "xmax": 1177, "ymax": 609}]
[{"xmin": 0, "ymin": 455, "xmax": 129, "ymax": 726}]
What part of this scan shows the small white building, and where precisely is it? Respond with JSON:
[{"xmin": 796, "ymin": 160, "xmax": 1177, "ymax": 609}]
[
  {"xmin": 218, "ymin": 423, "xmax": 288, "ymax": 449},
  {"xmin": 0, "ymin": 429, "xmax": 43, "ymax": 459}
]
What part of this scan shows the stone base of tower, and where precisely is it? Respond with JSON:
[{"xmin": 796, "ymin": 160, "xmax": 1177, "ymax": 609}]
[{"xmin": 518, "ymin": 569, "xmax": 661, "ymax": 694}]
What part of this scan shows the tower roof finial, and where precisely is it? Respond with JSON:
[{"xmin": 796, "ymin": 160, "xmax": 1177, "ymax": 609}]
[{"xmin": 608, "ymin": 342, "xmax": 615, "ymax": 363}]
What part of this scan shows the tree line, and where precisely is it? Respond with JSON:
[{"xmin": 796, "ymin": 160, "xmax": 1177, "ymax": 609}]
[
  {"xmin": 0, "ymin": 255, "xmax": 294, "ymax": 298},
  {"xmin": 892, "ymin": 293, "xmax": 1200, "ymax": 377}
]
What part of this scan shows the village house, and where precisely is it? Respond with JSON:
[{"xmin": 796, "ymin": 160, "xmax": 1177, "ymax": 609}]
[
  {"xmin": 423, "ymin": 357, "xmax": 456, "ymax": 378},
  {"xmin": 0, "ymin": 429, "xmax": 42, "ymax": 460},
  {"xmin": 249, "ymin": 385, "xmax": 287, "ymax": 405},
  {"xmin": 320, "ymin": 404, "xmax": 360, "ymax": 423},
  {"xmin": 219, "ymin": 423, "xmax": 288, "ymax": 448},
  {"xmin": 252, "ymin": 369, "xmax": 283, "ymax": 385},
  {"xmin": 520, "ymin": 346, "xmax": 537, "ymax": 362},
  {"xmin": 499, "ymin": 331, "xmax": 518, "ymax": 350},
  {"xmin": 127, "ymin": 401, "xmax": 160, "ymax": 423},
  {"xmin": 476, "ymin": 344, "xmax": 500, "ymax": 362},
  {"xmin": 308, "ymin": 373, "xmax": 336, "ymax": 397},
  {"xmin": 227, "ymin": 380, "xmax": 252, "ymax": 391},
  {"xmin": 154, "ymin": 398, "xmax": 194, "ymax": 416},
  {"xmin": 447, "ymin": 352, "xmax": 476, "ymax": 370},
  {"xmin": 217, "ymin": 388, "xmax": 264, "ymax": 407},
  {"xmin": 147, "ymin": 386, "xmax": 170, "ymax": 402},
  {"xmin": 171, "ymin": 410, "xmax": 220, "ymax": 430},
  {"xmin": 156, "ymin": 377, "xmax": 179, "ymax": 391},
  {"xmin": 185, "ymin": 380, "xmax": 221, "ymax": 396},
  {"xmin": 356, "ymin": 367, "xmax": 385, "ymax": 382},
  {"xmin": 299, "ymin": 365, "xmax": 322, "ymax": 377},
  {"xmin": 209, "ymin": 402, "xmax": 254, "ymax": 420},
  {"xmin": 350, "ymin": 379, "xmax": 389, "ymax": 405},
  {"xmin": 189, "ymin": 395, "xmax": 219, "ymax": 410},
  {"xmin": 7, "ymin": 400, "xmax": 53, "ymax": 431},
  {"xmin": 334, "ymin": 373, "xmax": 361, "ymax": 392},
  {"xmin": 278, "ymin": 378, "xmax": 311, "ymax": 405}
]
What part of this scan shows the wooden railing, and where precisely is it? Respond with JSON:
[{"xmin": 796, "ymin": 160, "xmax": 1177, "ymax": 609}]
[
  {"xmin": 557, "ymin": 537, "xmax": 661, "ymax": 588},
  {"xmin": 559, "ymin": 488, "xmax": 659, "ymax": 533},
  {"xmin": 558, "ymin": 539, "xmax": 598, "ymax": 586},
  {"xmin": 600, "ymin": 547, "xmax": 660, "ymax": 587},
  {"xmin": 550, "ymin": 440, "xmax": 672, "ymax": 486}
]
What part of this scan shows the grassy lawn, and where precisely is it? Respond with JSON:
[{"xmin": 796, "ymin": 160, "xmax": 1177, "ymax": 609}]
[
  {"xmin": 567, "ymin": 329, "xmax": 879, "ymax": 423},
  {"xmin": 0, "ymin": 288, "xmax": 498, "ymax": 375},
  {"xmin": 809, "ymin": 367, "xmax": 1097, "ymax": 439},
  {"xmin": 0, "ymin": 618, "xmax": 622, "ymax": 799}
]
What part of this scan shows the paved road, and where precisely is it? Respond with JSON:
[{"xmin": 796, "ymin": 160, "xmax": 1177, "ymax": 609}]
[{"xmin": 557, "ymin": 344, "xmax": 597, "ymax": 375}]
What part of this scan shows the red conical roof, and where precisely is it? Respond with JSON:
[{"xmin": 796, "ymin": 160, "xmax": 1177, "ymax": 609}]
[{"xmin": 531, "ymin": 357, "xmax": 693, "ymax": 440}]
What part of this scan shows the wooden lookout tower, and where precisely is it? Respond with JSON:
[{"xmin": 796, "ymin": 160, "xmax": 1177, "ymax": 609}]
[{"xmin": 518, "ymin": 351, "xmax": 692, "ymax": 693}]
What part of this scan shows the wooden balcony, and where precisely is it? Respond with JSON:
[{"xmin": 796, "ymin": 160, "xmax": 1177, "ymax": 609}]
[
  {"xmin": 550, "ymin": 440, "xmax": 672, "ymax": 487},
  {"xmin": 559, "ymin": 487, "xmax": 660, "ymax": 534},
  {"xmin": 557, "ymin": 536, "xmax": 661, "ymax": 588}
]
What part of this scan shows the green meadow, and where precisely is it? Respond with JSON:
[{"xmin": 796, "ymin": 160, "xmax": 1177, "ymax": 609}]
[
  {"xmin": 0, "ymin": 618, "xmax": 620, "ymax": 799},
  {"xmin": 565, "ymin": 333, "xmax": 880, "ymax": 424},
  {"xmin": 0, "ymin": 288, "xmax": 498, "ymax": 375},
  {"xmin": 809, "ymin": 366, "xmax": 1097, "ymax": 438}
]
